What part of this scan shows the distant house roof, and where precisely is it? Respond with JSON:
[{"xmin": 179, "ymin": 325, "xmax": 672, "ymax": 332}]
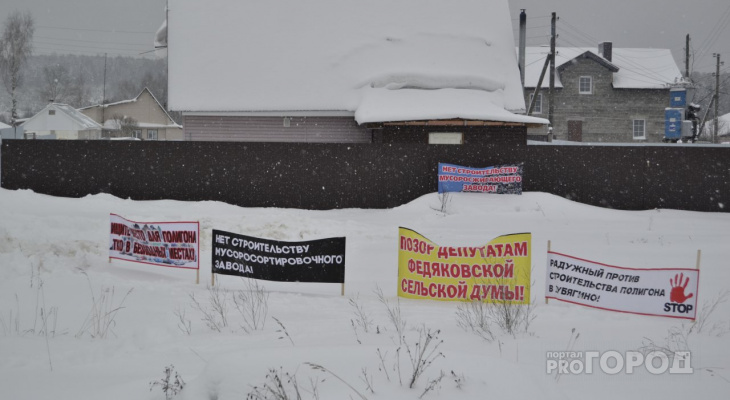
[
  {"xmin": 168, "ymin": 0, "xmax": 548, "ymax": 126},
  {"xmin": 0, "ymin": 121, "xmax": 10, "ymax": 130},
  {"xmin": 79, "ymin": 87, "xmax": 181, "ymax": 128},
  {"xmin": 524, "ymin": 46, "xmax": 684, "ymax": 89},
  {"xmin": 21, "ymin": 103, "xmax": 102, "ymax": 131}
]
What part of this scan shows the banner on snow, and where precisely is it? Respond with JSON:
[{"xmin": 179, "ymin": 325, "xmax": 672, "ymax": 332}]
[
  {"xmin": 546, "ymin": 252, "xmax": 699, "ymax": 320},
  {"xmin": 437, "ymin": 162, "xmax": 523, "ymax": 194},
  {"xmin": 109, "ymin": 214, "xmax": 199, "ymax": 269},
  {"xmin": 398, "ymin": 227, "xmax": 531, "ymax": 303},
  {"xmin": 212, "ymin": 229, "xmax": 346, "ymax": 283}
]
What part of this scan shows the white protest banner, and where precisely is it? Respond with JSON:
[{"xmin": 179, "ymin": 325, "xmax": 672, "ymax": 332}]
[
  {"xmin": 546, "ymin": 251, "xmax": 699, "ymax": 320},
  {"xmin": 109, "ymin": 214, "xmax": 199, "ymax": 270}
]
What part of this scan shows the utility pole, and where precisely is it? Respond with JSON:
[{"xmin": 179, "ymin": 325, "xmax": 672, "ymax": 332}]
[
  {"xmin": 518, "ymin": 9, "xmax": 527, "ymax": 87},
  {"xmin": 685, "ymin": 34, "xmax": 690, "ymax": 79},
  {"xmin": 548, "ymin": 12, "xmax": 557, "ymax": 133},
  {"xmin": 714, "ymin": 53, "xmax": 722, "ymax": 144},
  {"xmin": 102, "ymin": 52, "xmax": 108, "ymax": 138}
]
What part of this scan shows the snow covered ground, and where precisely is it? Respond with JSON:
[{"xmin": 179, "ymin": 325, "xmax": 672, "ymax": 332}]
[{"xmin": 1, "ymin": 188, "xmax": 728, "ymax": 399}]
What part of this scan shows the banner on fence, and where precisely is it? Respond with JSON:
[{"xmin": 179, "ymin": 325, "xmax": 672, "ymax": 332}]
[
  {"xmin": 437, "ymin": 162, "xmax": 523, "ymax": 194},
  {"xmin": 212, "ymin": 229, "xmax": 346, "ymax": 283},
  {"xmin": 546, "ymin": 252, "xmax": 699, "ymax": 320},
  {"xmin": 109, "ymin": 214, "xmax": 199, "ymax": 270},
  {"xmin": 398, "ymin": 227, "xmax": 531, "ymax": 303}
]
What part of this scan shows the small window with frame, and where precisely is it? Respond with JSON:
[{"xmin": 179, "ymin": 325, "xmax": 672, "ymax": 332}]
[
  {"xmin": 579, "ymin": 76, "xmax": 593, "ymax": 94},
  {"xmin": 632, "ymin": 119, "xmax": 646, "ymax": 140}
]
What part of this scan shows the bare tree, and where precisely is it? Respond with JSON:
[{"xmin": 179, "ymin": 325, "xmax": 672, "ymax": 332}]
[
  {"xmin": 0, "ymin": 11, "xmax": 35, "ymax": 126},
  {"xmin": 38, "ymin": 64, "xmax": 70, "ymax": 104},
  {"xmin": 108, "ymin": 114, "xmax": 139, "ymax": 138},
  {"xmin": 66, "ymin": 70, "xmax": 89, "ymax": 108}
]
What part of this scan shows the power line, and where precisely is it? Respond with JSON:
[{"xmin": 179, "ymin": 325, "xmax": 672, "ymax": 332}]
[
  {"xmin": 33, "ymin": 40, "xmax": 150, "ymax": 51},
  {"xmin": 694, "ymin": 3, "xmax": 730, "ymax": 62},
  {"xmin": 557, "ymin": 20, "xmax": 680, "ymax": 85},
  {"xmin": 35, "ymin": 35, "xmax": 150, "ymax": 47},
  {"xmin": 33, "ymin": 46, "xmax": 154, "ymax": 57},
  {"xmin": 37, "ymin": 25, "xmax": 155, "ymax": 35}
]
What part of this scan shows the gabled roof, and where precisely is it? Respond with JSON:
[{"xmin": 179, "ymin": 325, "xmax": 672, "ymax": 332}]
[
  {"xmin": 0, "ymin": 121, "xmax": 11, "ymax": 130},
  {"xmin": 524, "ymin": 46, "xmax": 684, "ymax": 89},
  {"xmin": 79, "ymin": 88, "xmax": 181, "ymax": 127},
  {"xmin": 168, "ymin": 0, "xmax": 548, "ymax": 125},
  {"xmin": 21, "ymin": 103, "xmax": 102, "ymax": 131},
  {"xmin": 556, "ymin": 51, "xmax": 619, "ymax": 74}
]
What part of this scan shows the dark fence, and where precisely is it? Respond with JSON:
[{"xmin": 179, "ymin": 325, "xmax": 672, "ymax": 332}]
[{"xmin": 2, "ymin": 140, "xmax": 728, "ymax": 212}]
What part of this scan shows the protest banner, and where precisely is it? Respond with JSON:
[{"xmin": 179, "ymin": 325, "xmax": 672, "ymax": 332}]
[
  {"xmin": 109, "ymin": 214, "xmax": 200, "ymax": 274},
  {"xmin": 212, "ymin": 229, "xmax": 346, "ymax": 288},
  {"xmin": 398, "ymin": 227, "xmax": 531, "ymax": 303},
  {"xmin": 545, "ymin": 251, "xmax": 700, "ymax": 320},
  {"xmin": 437, "ymin": 162, "xmax": 523, "ymax": 194}
]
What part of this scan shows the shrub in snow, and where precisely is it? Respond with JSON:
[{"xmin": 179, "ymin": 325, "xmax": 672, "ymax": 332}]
[
  {"xmin": 189, "ymin": 285, "xmax": 229, "ymax": 332},
  {"xmin": 639, "ymin": 290, "xmax": 730, "ymax": 361},
  {"xmin": 232, "ymin": 278, "xmax": 269, "ymax": 333},
  {"xmin": 150, "ymin": 365, "xmax": 185, "ymax": 400},
  {"xmin": 455, "ymin": 275, "xmax": 536, "ymax": 340},
  {"xmin": 75, "ymin": 274, "xmax": 133, "ymax": 339},
  {"xmin": 349, "ymin": 294, "xmax": 373, "ymax": 334},
  {"xmin": 404, "ymin": 326, "xmax": 444, "ymax": 389},
  {"xmin": 375, "ymin": 286, "xmax": 406, "ymax": 345}
]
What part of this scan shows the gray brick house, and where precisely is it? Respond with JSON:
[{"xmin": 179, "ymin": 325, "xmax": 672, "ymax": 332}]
[{"xmin": 523, "ymin": 43, "xmax": 685, "ymax": 143}]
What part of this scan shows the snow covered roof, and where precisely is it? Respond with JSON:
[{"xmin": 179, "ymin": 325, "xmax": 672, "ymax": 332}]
[
  {"xmin": 80, "ymin": 88, "xmax": 181, "ymax": 128},
  {"xmin": 0, "ymin": 121, "xmax": 11, "ymax": 130},
  {"xmin": 22, "ymin": 103, "xmax": 102, "ymax": 131},
  {"xmin": 523, "ymin": 46, "xmax": 684, "ymax": 89},
  {"xmin": 168, "ymin": 0, "xmax": 546, "ymax": 125}
]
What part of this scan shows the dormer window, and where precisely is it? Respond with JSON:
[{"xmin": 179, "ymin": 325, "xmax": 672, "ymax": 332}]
[{"xmin": 579, "ymin": 76, "xmax": 593, "ymax": 94}]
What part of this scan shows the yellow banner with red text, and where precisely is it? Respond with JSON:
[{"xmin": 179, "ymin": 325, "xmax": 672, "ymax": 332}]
[{"xmin": 398, "ymin": 228, "xmax": 531, "ymax": 303}]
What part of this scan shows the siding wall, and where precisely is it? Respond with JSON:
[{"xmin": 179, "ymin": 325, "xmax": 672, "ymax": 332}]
[
  {"xmin": 184, "ymin": 115, "xmax": 373, "ymax": 143},
  {"xmin": 526, "ymin": 56, "xmax": 670, "ymax": 143}
]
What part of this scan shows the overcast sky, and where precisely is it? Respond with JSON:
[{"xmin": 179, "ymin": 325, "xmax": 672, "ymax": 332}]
[{"xmin": 3, "ymin": 0, "xmax": 728, "ymax": 73}]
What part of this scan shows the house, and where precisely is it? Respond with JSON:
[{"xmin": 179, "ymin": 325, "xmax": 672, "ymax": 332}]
[
  {"xmin": 80, "ymin": 88, "xmax": 183, "ymax": 141},
  {"xmin": 167, "ymin": 0, "xmax": 547, "ymax": 144},
  {"xmin": 20, "ymin": 103, "xmax": 102, "ymax": 140},
  {"xmin": 0, "ymin": 121, "xmax": 16, "ymax": 140},
  {"xmin": 523, "ymin": 43, "xmax": 685, "ymax": 143}
]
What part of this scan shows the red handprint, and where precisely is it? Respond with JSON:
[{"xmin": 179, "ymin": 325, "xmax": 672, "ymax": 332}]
[{"xmin": 669, "ymin": 273, "xmax": 694, "ymax": 304}]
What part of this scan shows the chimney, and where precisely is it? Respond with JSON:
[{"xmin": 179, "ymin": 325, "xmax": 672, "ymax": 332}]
[
  {"xmin": 599, "ymin": 42, "xmax": 613, "ymax": 62},
  {"xmin": 518, "ymin": 9, "xmax": 527, "ymax": 87}
]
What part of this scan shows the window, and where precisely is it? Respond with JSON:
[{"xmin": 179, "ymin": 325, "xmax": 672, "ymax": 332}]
[
  {"xmin": 529, "ymin": 93, "xmax": 543, "ymax": 114},
  {"xmin": 147, "ymin": 129, "xmax": 158, "ymax": 140},
  {"xmin": 48, "ymin": 110, "xmax": 56, "ymax": 115},
  {"xmin": 428, "ymin": 132, "xmax": 463, "ymax": 145},
  {"xmin": 633, "ymin": 119, "xmax": 646, "ymax": 140},
  {"xmin": 579, "ymin": 76, "xmax": 593, "ymax": 94},
  {"xmin": 133, "ymin": 129, "xmax": 142, "ymax": 139},
  {"xmin": 283, "ymin": 117, "xmax": 291, "ymax": 127}
]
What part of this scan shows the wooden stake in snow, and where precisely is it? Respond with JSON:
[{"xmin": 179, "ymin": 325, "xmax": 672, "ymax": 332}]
[
  {"xmin": 696, "ymin": 249, "xmax": 701, "ymax": 271},
  {"xmin": 546, "ymin": 240, "xmax": 551, "ymax": 305}
]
